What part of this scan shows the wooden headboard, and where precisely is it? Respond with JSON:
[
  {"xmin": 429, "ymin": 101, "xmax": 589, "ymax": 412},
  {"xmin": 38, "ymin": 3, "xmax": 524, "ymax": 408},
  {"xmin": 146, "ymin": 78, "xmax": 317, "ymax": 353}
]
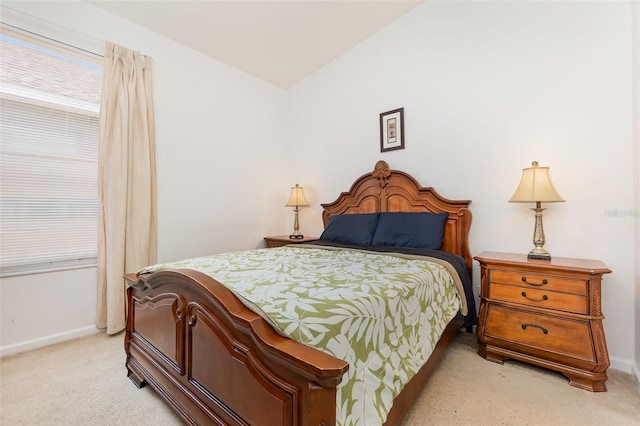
[{"xmin": 321, "ymin": 160, "xmax": 473, "ymax": 270}]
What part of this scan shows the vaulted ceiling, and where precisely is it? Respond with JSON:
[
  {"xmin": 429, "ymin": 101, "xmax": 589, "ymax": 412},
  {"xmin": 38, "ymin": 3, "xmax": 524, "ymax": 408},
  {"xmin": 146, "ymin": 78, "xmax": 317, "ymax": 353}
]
[{"xmin": 89, "ymin": 1, "xmax": 423, "ymax": 88}]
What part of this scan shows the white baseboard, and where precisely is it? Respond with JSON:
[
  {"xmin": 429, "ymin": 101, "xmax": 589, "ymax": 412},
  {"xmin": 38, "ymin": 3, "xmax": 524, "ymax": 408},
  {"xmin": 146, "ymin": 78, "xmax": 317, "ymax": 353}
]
[
  {"xmin": 632, "ymin": 362, "xmax": 640, "ymax": 389},
  {"xmin": 610, "ymin": 356, "xmax": 640, "ymax": 388},
  {"xmin": 0, "ymin": 325, "xmax": 100, "ymax": 358},
  {"xmin": 610, "ymin": 355, "xmax": 635, "ymax": 374}
]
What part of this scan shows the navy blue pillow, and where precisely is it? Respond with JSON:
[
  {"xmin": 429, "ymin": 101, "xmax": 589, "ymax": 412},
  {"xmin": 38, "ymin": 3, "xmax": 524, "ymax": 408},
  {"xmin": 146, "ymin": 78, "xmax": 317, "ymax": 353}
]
[
  {"xmin": 319, "ymin": 213, "xmax": 380, "ymax": 245},
  {"xmin": 371, "ymin": 212, "xmax": 448, "ymax": 249}
]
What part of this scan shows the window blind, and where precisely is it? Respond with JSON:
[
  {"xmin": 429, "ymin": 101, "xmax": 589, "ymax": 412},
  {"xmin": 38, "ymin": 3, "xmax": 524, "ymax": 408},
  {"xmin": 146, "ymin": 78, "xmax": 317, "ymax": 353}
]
[{"xmin": 0, "ymin": 30, "xmax": 102, "ymax": 276}]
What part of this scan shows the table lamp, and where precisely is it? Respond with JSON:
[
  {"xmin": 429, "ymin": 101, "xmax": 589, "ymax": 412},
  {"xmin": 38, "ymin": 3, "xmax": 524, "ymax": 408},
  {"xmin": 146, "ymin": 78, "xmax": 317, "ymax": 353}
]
[
  {"xmin": 509, "ymin": 161, "xmax": 564, "ymax": 260},
  {"xmin": 285, "ymin": 184, "xmax": 309, "ymax": 239}
]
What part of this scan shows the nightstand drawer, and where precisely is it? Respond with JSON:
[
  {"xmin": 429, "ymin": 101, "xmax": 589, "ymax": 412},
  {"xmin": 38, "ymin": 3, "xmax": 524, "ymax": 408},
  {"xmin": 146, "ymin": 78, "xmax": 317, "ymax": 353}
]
[
  {"xmin": 489, "ymin": 283, "xmax": 588, "ymax": 314},
  {"xmin": 485, "ymin": 304, "xmax": 594, "ymax": 362},
  {"xmin": 264, "ymin": 236, "xmax": 317, "ymax": 248},
  {"xmin": 491, "ymin": 269, "xmax": 587, "ymax": 295}
]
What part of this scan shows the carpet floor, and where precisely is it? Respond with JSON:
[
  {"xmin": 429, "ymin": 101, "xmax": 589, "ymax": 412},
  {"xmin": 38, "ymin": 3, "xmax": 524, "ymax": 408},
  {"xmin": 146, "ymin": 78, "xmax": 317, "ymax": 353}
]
[{"xmin": 1, "ymin": 330, "xmax": 638, "ymax": 425}]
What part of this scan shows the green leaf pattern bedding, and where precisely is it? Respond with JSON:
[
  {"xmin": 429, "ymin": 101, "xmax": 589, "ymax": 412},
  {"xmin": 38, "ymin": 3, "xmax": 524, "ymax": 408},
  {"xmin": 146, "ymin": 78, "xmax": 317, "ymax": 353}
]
[{"xmin": 139, "ymin": 245, "xmax": 462, "ymax": 426}]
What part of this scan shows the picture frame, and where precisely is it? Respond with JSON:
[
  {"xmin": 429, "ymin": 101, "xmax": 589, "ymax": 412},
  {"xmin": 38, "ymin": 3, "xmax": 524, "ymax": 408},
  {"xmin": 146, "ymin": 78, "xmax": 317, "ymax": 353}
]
[{"xmin": 380, "ymin": 107, "xmax": 404, "ymax": 152}]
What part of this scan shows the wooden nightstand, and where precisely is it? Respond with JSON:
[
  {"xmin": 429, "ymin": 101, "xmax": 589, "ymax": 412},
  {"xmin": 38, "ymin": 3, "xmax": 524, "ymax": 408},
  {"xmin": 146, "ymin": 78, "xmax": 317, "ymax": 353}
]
[
  {"xmin": 474, "ymin": 251, "xmax": 612, "ymax": 392},
  {"xmin": 263, "ymin": 235, "xmax": 318, "ymax": 248}
]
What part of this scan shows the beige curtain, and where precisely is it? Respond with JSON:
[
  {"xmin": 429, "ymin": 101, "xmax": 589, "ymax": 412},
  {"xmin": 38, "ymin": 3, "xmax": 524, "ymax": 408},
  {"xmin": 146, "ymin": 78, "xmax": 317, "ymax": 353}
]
[{"xmin": 96, "ymin": 42, "xmax": 157, "ymax": 334}]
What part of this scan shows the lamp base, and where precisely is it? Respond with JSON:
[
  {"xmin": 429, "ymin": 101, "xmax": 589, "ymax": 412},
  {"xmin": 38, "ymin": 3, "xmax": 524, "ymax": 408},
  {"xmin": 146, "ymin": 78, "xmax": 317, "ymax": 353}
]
[
  {"xmin": 527, "ymin": 252, "xmax": 551, "ymax": 260},
  {"xmin": 528, "ymin": 245, "xmax": 551, "ymax": 260},
  {"xmin": 528, "ymin": 204, "xmax": 551, "ymax": 260},
  {"xmin": 289, "ymin": 234, "xmax": 304, "ymax": 239}
]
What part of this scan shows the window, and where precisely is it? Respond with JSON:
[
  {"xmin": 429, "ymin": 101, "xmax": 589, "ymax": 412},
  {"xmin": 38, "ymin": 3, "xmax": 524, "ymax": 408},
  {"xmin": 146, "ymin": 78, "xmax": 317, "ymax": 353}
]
[{"xmin": 0, "ymin": 29, "xmax": 102, "ymax": 276}]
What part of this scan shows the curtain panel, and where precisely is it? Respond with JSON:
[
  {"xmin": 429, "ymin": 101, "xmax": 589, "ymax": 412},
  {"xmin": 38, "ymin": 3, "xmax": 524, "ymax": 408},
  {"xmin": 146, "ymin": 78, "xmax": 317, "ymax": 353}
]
[{"xmin": 97, "ymin": 42, "xmax": 157, "ymax": 334}]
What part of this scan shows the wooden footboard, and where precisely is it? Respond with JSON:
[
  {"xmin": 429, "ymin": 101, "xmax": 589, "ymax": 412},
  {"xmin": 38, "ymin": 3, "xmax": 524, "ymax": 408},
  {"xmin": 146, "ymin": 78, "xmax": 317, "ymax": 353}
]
[
  {"xmin": 124, "ymin": 269, "xmax": 464, "ymax": 426},
  {"xmin": 124, "ymin": 269, "xmax": 349, "ymax": 426}
]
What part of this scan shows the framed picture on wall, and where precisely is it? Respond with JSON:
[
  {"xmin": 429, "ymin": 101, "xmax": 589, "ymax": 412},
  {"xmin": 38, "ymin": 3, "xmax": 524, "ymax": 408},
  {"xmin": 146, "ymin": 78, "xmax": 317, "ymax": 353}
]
[{"xmin": 380, "ymin": 108, "xmax": 404, "ymax": 152}]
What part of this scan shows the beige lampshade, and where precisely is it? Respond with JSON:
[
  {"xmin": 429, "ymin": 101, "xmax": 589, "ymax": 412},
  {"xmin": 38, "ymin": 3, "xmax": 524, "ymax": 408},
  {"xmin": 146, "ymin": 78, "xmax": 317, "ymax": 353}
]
[
  {"xmin": 285, "ymin": 184, "xmax": 309, "ymax": 207},
  {"xmin": 509, "ymin": 161, "xmax": 565, "ymax": 203}
]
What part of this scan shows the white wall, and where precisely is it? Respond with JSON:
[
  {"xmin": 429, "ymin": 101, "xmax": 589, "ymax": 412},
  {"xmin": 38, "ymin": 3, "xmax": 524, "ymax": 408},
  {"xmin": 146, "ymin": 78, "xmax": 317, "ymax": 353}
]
[
  {"xmin": 0, "ymin": 268, "xmax": 99, "ymax": 355},
  {"xmin": 0, "ymin": 1, "xmax": 289, "ymax": 355},
  {"xmin": 288, "ymin": 1, "xmax": 637, "ymax": 373},
  {"xmin": 633, "ymin": 1, "xmax": 640, "ymax": 381}
]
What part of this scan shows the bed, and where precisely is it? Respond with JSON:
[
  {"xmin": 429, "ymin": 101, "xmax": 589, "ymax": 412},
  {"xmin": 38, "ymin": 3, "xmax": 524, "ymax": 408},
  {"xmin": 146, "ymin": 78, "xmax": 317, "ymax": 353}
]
[{"xmin": 124, "ymin": 160, "xmax": 474, "ymax": 426}]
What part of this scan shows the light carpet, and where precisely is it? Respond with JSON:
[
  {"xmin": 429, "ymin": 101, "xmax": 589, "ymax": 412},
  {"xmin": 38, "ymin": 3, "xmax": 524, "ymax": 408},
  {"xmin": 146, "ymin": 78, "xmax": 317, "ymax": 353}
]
[{"xmin": 1, "ymin": 331, "xmax": 639, "ymax": 425}]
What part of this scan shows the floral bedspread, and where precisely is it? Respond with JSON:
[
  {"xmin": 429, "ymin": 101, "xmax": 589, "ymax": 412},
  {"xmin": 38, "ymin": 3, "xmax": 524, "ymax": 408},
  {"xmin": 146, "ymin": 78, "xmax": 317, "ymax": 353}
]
[{"xmin": 139, "ymin": 245, "xmax": 462, "ymax": 426}]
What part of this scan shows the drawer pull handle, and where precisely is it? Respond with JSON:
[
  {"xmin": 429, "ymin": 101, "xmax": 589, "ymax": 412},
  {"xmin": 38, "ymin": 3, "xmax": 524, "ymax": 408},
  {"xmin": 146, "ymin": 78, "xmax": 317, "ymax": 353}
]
[
  {"xmin": 521, "ymin": 277, "xmax": 548, "ymax": 287},
  {"xmin": 521, "ymin": 291, "xmax": 548, "ymax": 302},
  {"xmin": 521, "ymin": 323, "xmax": 548, "ymax": 334}
]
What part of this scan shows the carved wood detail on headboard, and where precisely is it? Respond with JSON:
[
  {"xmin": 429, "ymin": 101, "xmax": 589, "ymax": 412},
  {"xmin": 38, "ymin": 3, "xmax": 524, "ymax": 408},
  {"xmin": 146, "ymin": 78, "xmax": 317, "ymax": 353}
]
[{"xmin": 321, "ymin": 161, "xmax": 473, "ymax": 270}]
